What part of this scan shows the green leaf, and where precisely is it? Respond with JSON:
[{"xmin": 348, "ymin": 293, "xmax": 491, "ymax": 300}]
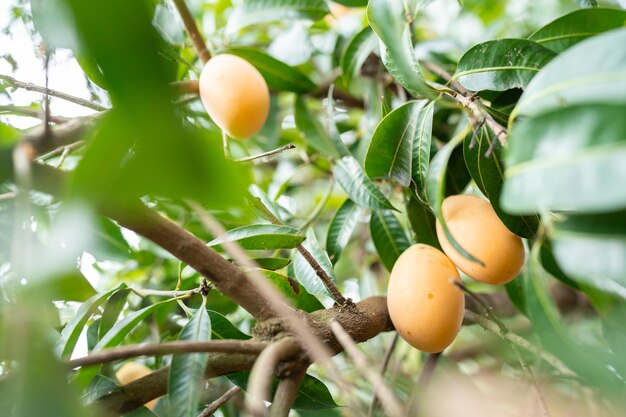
[
  {"xmin": 549, "ymin": 210, "xmax": 626, "ymax": 300},
  {"xmin": 294, "ymin": 96, "xmax": 341, "ymax": 158},
  {"xmin": 463, "ymin": 125, "xmax": 539, "ymax": 238},
  {"xmin": 406, "ymin": 193, "xmax": 440, "ymax": 248},
  {"xmin": 293, "ymin": 229, "xmax": 337, "ymax": 297},
  {"xmin": 367, "ymin": 0, "xmax": 434, "ymax": 98},
  {"xmin": 512, "ymin": 28, "xmax": 626, "ymax": 119},
  {"xmin": 226, "ymin": 0, "xmax": 329, "ymax": 34},
  {"xmin": 168, "ymin": 303, "xmax": 211, "ymax": 417},
  {"xmin": 326, "ymin": 199, "xmax": 364, "ymax": 264},
  {"xmin": 333, "ymin": 0, "xmax": 367, "ymax": 6},
  {"xmin": 98, "ymin": 288, "xmax": 131, "ymax": 340},
  {"xmin": 223, "ymin": 47, "xmax": 316, "ymax": 93},
  {"xmin": 502, "ymin": 104, "xmax": 626, "ymax": 214},
  {"xmin": 55, "ymin": 285, "xmax": 125, "ymax": 357},
  {"xmin": 253, "ymin": 257, "xmax": 291, "ymax": 270},
  {"xmin": 426, "ymin": 132, "xmax": 483, "ymax": 265},
  {"xmin": 453, "ymin": 39, "xmax": 555, "ymax": 92},
  {"xmin": 261, "ymin": 270, "xmax": 324, "ymax": 312},
  {"xmin": 529, "ymin": 8, "xmax": 626, "ymax": 53},
  {"xmin": 0, "ymin": 121, "xmax": 22, "ymax": 146},
  {"xmin": 208, "ymin": 310, "xmax": 250, "ymax": 340},
  {"xmin": 340, "ymin": 27, "xmax": 377, "ymax": 85},
  {"xmin": 334, "ymin": 156, "xmax": 397, "ymax": 211},
  {"xmin": 94, "ymin": 298, "xmax": 173, "ymax": 351},
  {"xmin": 36, "ymin": 270, "xmax": 97, "ymax": 302},
  {"xmin": 227, "ymin": 372, "xmax": 338, "ymax": 410},
  {"xmin": 208, "ymin": 224, "xmax": 305, "ymax": 250},
  {"xmin": 90, "ymin": 217, "xmax": 132, "ymax": 262},
  {"xmin": 364, "ymin": 100, "xmax": 431, "ymax": 188},
  {"xmin": 370, "ymin": 210, "xmax": 411, "ymax": 271}
]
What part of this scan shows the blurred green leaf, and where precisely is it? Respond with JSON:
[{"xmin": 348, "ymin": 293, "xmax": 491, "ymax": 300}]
[
  {"xmin": 463, "ymin": 125, "xmax": 539, "ymax": 238},
  {"xmin": 294, "ymin": 96, "xmax": 342, "ymax": 158},
  {"xmin": 512, "ymin": 28, "xmax": 626, "ymax": 118},
  {"xmin": 370, "ymin": 210, "xmax": 411, "ymax": 271},
  {"xmin": 332, "ymin": 0, "xmax": 367, "ymax": 6},
  {"xmin": 90, "ymin": 217, "xmax": 133, "ymax": 262},
  {"xmin": 226, "ymin": 0, "xmax": 329, "ymax": 34},
  {"xmin": 168, "ymin": 303, "xmax": 211, "ymax": 417},
  {"xmin": 223, "ymin": 47, "xmax": 316, "ymax": 93},
  {"xmin": 293, "ymin": 229, "xmax": 337, "ymax": 297},
  {"xmin": 365, "ymin": 100, "xmax": 431, "ymax": 189},
  {"xmin": 31, "ymin": 0, "xmax": 78, "ymax": 49},
  {"xmin": 252, "ymin": 257, "xmax": 291, "ymax": 270},
  {"xmin": 549, "ymin": 210, "xmax": 626, "ymax": 300},
  {"xmin": 454, "ymin": 39, "xmax": 555, "ymax": 91},
  {"xmin": 0, "ymin": 121, "xmax": 21, "ymax": 146},
  {"xmin": 406, "ymin": 193, "xmax": 439, "ymax": 248},
  {"xmin": 334, "ymin": 156, "xmax": 397, "ymax": 211},
  {"xmin": 209, "ymin": 310, "xmax": 250, "ymax": 340},
  {"xmin": 340, "ymin": 27, "xmax": 377, "ymax": 85},
  {"xmin": 55, "ymin": 285, "xmax": 126, "ymax": 357},
  {"xmin": 367, "ymin": 0, "xmax": 434, "ymax": 97},
  {"xmin": 326, "ymin": 199, "xmax": 364, "ymax": 264},
  {"xmin": 529, "ymin": 8, "xmax": 626, "ymax": 53},
  {"xmin": 98, "ymin": 288, "xmax": 131, "ymax": 340},
  {"xmin": 30, "ymin": 270, "xmax": 96, "ymax": 303},
  {"xmin": 261, "ymin": 270, "xmax": 324, "ymax": 312},
  {"xmin": 503, "ymin": 104, "xmax": 626, "ymax": 214},
  {"xmin": 208, "ymin": 224, "xmax": 305, "ymax": 250}
]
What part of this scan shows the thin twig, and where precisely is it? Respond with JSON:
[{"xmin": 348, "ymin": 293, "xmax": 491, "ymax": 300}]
[
  {"xmin": 367, "ymin": 333, "xmax": 399, "ymax": 417},
  {"xmin": 222, "ymin": 130, "xmax": 230, "ymax": 159},
  {"xmin": 235, "ymin": 144, "xmax": 296, "ymax": 163},
  {"xmin": 270, "ymin": 367, "xmax": 307, "ymax": 417},
  {"xmin": 0, "ymin": 192, "xmax": 17, "ymax": 202},
  {"xmin": 173, "ymin": 79, "xmax": 199, "ymax": 95},
  {"xmin": 131, "ymin": 287, "xmax": 199, "ymax": 298},
  {"xmin": 67, "ymin": 340, "xmax": 268, "ymax": 368},
  {"xmin": 330, "ymin": 321, "xmax": 404, "ymax": 417},
  {"xmin": 172, "ymin": 0, "xmax": 211, "ymax": 63},
  {"xmin": 0, "ymin": 74, "xmax": 107, "ymax": 111},
  {"xmin": 0, "ymin": 105, "xmax": 69, "ymax": 124},
  {"xmin": 420, "ymin": 60, "xmax": 469, "ymax": 95},
  {"xmin": 244, "ymin": 338, "xmax": 301, "ymax": 417},
  {"xmin": 198, "ymin": 386, "xmax": 242, "ymax": 417},
  {"xmin": 247, "ymin": 196, "xmax": 347, "ymax": 305},
  {"xmin": 510, "ymin": 342, "xmax": 552, "ymax": 417}
]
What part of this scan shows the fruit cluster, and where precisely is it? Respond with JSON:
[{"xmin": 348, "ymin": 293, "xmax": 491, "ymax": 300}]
[{"xmin": 387, "ymin": 195, "xmax": 525, "ymax": 353}]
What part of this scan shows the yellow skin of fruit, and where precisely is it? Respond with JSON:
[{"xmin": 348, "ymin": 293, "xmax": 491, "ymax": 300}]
[
  {"xmin": 115, "ymin": 362, "xmax": 158, "ymax": 410},
  {"xmin": 436, "ymin": 194, "xmax": 525, "ymax": 285},
  {"xmin": 199, "ymin": 54, "xmax": 270, "ymax": 140},
  {"xmin": 387, "ymin": 244, "xmax": 465, "ymax": 353}
]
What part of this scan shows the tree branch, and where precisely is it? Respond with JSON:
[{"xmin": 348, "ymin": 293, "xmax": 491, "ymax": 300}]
[
  {"xmin": 172, "ymin": 0, "xmax": 211, "ymax": 63},
  {"xmin": 0, "ymin": 105, "xmax": 69, "ymax": 124},
  {"xmin": 270, "ymin": 367, "xmax": 307, "ymax": 417},
  {"xmin": 0, "ymin": 74, "xmax": 107, "ymax": 111},
  {"xmin": 330, "ymin": 321, "xmax": 403, "ymax": 417},
  {"xmin": 198, "ymin": 386, "xmax": 242, "ymax": 417},
  {"xmin": 244, "ymin": 338, "xmax": 301, "ymax": 417},
  {"xmin": 67, "ymin": 340, "xmax": 267, "ymax": 368},
  {"xmin": 235, "ymin": 144, "xmax": 296, "ymax": 163}
]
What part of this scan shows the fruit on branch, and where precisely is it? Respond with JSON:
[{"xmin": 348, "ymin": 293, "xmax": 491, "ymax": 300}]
[
  {"xmin": 199, "ymin": 54, "xmax": 270, "ymax": 139},
  {"xmin": 387, "ymin": 244, "xmax": 465, "ymax": 353},
  {"xmin": 436, "ymin": 194, "xmax": 525, "ymax": 285},
  {"xmin": 115, "ymin": 362, "xmax": 158, "ymax": 410}
]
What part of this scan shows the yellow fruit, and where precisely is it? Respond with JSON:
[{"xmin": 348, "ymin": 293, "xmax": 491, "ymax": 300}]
[
  {"xmin": 436, "ymin": 194, "xmax": 525, "ymax": 285},
  {"xmin": 116, "ymin": 362, "xmax": 158, "ymax": 409},
  {"xmin": 199, "ymin": 54, "xmax": 270, "ymax": 139},
  {"xmin": 387, "ymin": 244, "xmax": 465, "ymax": 353}
]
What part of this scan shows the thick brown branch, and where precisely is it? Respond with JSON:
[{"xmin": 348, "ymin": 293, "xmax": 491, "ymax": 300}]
[
  {"xmin": 67, "ymin": 340, "xmax": 267, "ymax": 368},
  {"xmin": 198, "ymin": 386, "xmax": 242, "ymax": 417},
  {"xmin": 172, "ymin": 0, "xmax": 211, "ymax": 63}
]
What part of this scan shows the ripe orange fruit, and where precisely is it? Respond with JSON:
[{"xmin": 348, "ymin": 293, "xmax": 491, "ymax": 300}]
[{"xmin": 115, "ymin": 362, "xmax": 158, "ymax": 409}]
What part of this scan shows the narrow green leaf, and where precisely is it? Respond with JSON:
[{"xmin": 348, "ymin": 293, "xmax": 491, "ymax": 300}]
[
  {"xmin": 426, "ymin": 132, "xmax": 483, "ymax": 264},
  {"xmin": 326, "ymin": 199, "xmax": 364, "ymax": 264},
  {"xmin": 367, "ymin": 0, "xmax": 434, "ymax": 97},
  {"xmin": 294, "ymin": 96, "xmax": 341, "ymax": 158},
  {"xmin": 454, "ymin": 39, "xmax": 556, "ymax": 91},
  {"xmin": 208, "ymin": 310, "xmax": 250, "ymax": 341},
  {"xmin": 503, "ymin": 104, "xmax": 626, "ymax": 214},
  {"xmin": 253, "ymin": 257, "xmax": 291, "ymax": 270},
  {"xmin": 226, "ymin": 0, "xmax": 329, "ymax": 34},
  {"xmin": 340, "ymin": 27, "xmax": 377, "ymax": 85},
  {"xmin": 550, "ymin": 210, "xmax": 626, "ymax": 300},
  {"xmin": 261, "ymin": 270, "xmax": 324, "ymax": 312},
  {"xmin": 529, "ymin": 8, "xmax": 626, "ymax": 53},
  {"xmin": 463, "ymin": 125, "xmax": 539, "ymax": 238},
  {"xmin": 365, "ymin": 100, "xmax": 429, "ymax": 187},
  {"xmin": 512, "ymin": 28, "xmax": 626, "ymax": 119},
  {"xmin": 94, "ymin": 299, "xmax": 173, "ymax": 351},
  {"xmin": 293, "ymin": 229, "xmax": 337, "ymax": 297},
  {"xmin": 98, "ymin": 288, "xmax": 131, "ymax": 340},
  {"xmin": 370, "ymin": 210, "xmax": 411, "ymax": 271},
  {"xmin": 223, "ymin": 47, "xmax": 316, "ymax": 93},
  {"xmin": 406, "ymin": 193, "xmax": 440, "ymax": 248},
  {"xmin": 208, "ymin": 224, "xmax": 305, "ymax": 250},
  {"xmin": 334, "ymin": 156, "xmax": 397, "ymax": 211},
  {"xmin": 168, "ymin": 302, "xmax": 211, "ymax": 417},
  {"xmin": 55, "ymin": 285, "xmax": 125, "ymax": 357}
]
